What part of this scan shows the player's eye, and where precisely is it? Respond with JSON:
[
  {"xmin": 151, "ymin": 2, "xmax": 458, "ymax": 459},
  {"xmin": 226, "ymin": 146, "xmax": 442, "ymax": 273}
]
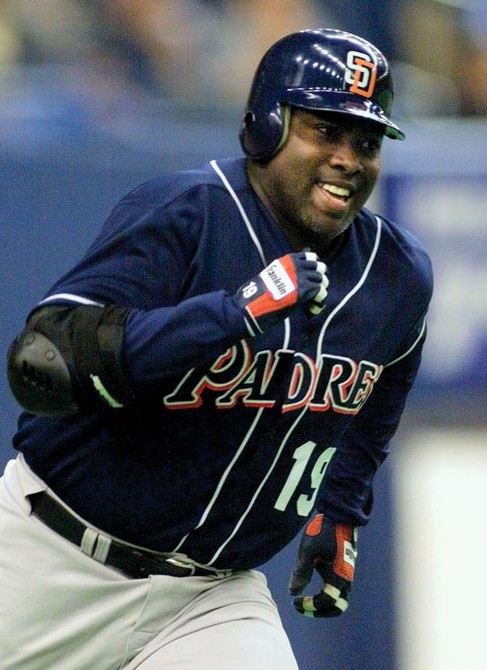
[
  {"xmin": 356, "ymin": 134, "xmax": 383, "ymax": 156},
  {"xmin": 317, "ymin": 123, "xmax": 341, "ymax": 141}
]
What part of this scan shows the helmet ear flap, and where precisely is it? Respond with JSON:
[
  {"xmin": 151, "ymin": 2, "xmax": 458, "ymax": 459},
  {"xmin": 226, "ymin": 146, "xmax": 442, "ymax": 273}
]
[{"xmin": 240, "ymin": 104, "xmax": 291, "ymax": 162}]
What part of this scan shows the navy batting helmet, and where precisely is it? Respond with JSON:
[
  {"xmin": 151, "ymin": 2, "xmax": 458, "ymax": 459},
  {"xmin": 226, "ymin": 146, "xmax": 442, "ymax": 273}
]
[{"xmin": 239, "ymin": 28, "xmax": 405, "ymax": 161}]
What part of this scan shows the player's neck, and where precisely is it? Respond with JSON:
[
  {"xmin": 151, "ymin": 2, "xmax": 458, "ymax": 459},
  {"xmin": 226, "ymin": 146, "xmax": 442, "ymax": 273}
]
[{"xmin": 277, "ymin": 217, "xmax": 345, "ymax": 259}]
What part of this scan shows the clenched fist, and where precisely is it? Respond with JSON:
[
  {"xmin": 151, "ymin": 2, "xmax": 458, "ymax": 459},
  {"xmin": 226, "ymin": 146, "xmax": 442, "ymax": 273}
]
[
  {"xmin": 289, "ymin": 514, "xmax": 358, "ymax": 618},
  {"xmin": 234, "ymin": 251, "xmax": 328, "ymax": 336}
]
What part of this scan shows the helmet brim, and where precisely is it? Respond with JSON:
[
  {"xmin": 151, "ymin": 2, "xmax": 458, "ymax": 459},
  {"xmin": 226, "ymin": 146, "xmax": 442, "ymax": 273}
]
[{"xmin": 285, "ymin": 89, "xmax": 405, "ymax": 140}]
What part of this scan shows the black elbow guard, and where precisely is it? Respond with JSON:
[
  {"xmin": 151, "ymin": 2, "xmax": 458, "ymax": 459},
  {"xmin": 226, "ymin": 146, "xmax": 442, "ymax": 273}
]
[
  {"xmin": 8, "ymin": 329, "xmax": 78, "ymax": 416},
  {"xmin": 7, "ymin": 304, "xmax": 136, "ymax": 416}
]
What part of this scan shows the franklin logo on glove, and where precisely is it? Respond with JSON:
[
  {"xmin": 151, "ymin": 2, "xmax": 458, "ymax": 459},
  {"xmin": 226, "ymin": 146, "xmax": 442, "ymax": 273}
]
[{"xmin": 261, "ymin": 260, "xmax": 296, "ymax": 300}]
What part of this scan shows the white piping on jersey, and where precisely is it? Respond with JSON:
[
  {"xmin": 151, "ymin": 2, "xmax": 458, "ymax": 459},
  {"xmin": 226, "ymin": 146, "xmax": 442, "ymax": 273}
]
[
  {"xmin": 207, "ymin": 404, "xmax": 309, "ymax": 565},
  {"xmin": 316, "ymin": 215, "xmax": 382, "ymax": 358},
  {"xmin": 172, "ymin": 407, "xmax": 266, "ymax": 553},
  {"xmin": 385, "ymin": 316, "xmax": 427, "ymax": 367},
  {"xmin": 210, "ymin": 159, "xmax": 267, "ymax": 267},
  {"xmin": 38, "ymin": 293, "xmax": 104, "ymax": 307},
  {"xmin": 283, "ymin": 315, "xmax": 291, "ymax": 348}
]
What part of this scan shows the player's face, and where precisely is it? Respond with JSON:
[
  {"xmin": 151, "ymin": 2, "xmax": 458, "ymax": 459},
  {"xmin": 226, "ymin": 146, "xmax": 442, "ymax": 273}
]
[{"xmin": 249, "ymin": 109, "xmax": 383, "ymax": 253}]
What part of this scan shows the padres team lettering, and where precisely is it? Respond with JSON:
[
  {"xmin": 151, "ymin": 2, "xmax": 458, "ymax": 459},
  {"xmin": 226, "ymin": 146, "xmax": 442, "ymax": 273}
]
[{"xmin": 164, "ymin": 341, "xmax": 383, "ymax": 414}]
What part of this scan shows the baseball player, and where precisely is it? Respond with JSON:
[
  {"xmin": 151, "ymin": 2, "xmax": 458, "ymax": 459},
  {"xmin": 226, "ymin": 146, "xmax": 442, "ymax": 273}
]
[{"xmin": 1, "ymin": 29, "xmax": 432, "ymax": 670}]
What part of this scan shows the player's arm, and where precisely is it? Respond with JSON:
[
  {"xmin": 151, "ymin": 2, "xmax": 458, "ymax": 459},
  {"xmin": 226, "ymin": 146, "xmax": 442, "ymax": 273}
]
[
  {"xmin": 7, "ymin": 252, "xmax": 328, "ymax": 415},
  {"xmin": 289, "ymin": 316, "xmax": 428, "ymax": 617},
  {"xmin": 317, "ymin": 316, "xmax": 427, "ymax": 525},
  {"xmin": 124, "ymin": 250, "xmax": 327, "ymax": 389}
]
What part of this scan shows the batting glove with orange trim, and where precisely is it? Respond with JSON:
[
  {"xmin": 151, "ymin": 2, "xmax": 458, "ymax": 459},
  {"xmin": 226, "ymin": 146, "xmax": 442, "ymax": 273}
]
[
  {"xmin": 289, "ymin": 514, "xmax": 358, "ymax": 618},
  {"xmin": 234, "ymin": 251, "xmax": 328, "ymax": 336}
]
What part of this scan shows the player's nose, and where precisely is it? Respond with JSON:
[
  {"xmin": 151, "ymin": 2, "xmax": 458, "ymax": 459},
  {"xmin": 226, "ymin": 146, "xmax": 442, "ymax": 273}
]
[{"xmin": 327, "ymin": 138, "xmax": 364, "ymax": 175}]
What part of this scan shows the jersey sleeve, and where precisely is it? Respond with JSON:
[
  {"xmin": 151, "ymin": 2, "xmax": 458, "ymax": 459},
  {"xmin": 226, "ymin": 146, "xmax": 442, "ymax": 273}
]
[
  {"xmin": 35, "ymin": 188, "xmax": 251, "ymax": 394},
  {"xmin": 122, "ymin": 293, "xmax": 249, "ymax": 392},
  {"xmin": 316, "ymin": 315, "xmax": 428, "ymax": 525}
]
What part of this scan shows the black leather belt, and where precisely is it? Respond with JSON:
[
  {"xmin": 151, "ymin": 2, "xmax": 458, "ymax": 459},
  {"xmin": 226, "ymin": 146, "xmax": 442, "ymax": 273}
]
[{"xmin": 29, "ymin": 491, "xmax": 225, "ymax": 579}]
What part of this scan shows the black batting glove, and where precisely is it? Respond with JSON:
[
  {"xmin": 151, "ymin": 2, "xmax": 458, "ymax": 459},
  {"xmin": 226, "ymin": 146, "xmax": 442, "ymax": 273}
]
[
  {"xmin": 233, "ymin": 251, "xmax": 328, "ymax": 336},
  {"xmin": 289, "ymin": 514, "xmax": 358, "ymax": 618}
]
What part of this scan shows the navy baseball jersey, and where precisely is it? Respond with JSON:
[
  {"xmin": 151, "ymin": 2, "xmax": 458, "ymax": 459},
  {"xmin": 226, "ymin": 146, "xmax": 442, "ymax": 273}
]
[{"xmin": 13, "ymin": 157, "xmax": 433, "ymax": 570}]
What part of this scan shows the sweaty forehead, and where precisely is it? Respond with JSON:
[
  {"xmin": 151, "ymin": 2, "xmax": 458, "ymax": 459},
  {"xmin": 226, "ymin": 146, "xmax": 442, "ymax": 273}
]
[{"xmin": 292, "ymin": 108, "xmax": 386, "ymax": 136}]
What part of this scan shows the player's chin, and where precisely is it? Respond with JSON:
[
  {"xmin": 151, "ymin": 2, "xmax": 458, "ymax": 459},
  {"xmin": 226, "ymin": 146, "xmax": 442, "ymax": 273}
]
[{"xmin": 304, "ymin": 210, "xmax": 354, "ymax": 240}]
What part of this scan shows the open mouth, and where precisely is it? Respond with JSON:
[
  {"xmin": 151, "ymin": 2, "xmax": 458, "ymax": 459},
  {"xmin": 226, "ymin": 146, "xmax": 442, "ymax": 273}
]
[{"xmin": 319, "ymin": 183, "xmax": 352, "ymax": 202}]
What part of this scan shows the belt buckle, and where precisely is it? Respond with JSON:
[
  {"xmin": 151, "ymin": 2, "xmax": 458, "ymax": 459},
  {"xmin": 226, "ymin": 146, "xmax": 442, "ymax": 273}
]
[{"xmin": 165, "ymin": 557, "xmax": 197, "ymax": 576}]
